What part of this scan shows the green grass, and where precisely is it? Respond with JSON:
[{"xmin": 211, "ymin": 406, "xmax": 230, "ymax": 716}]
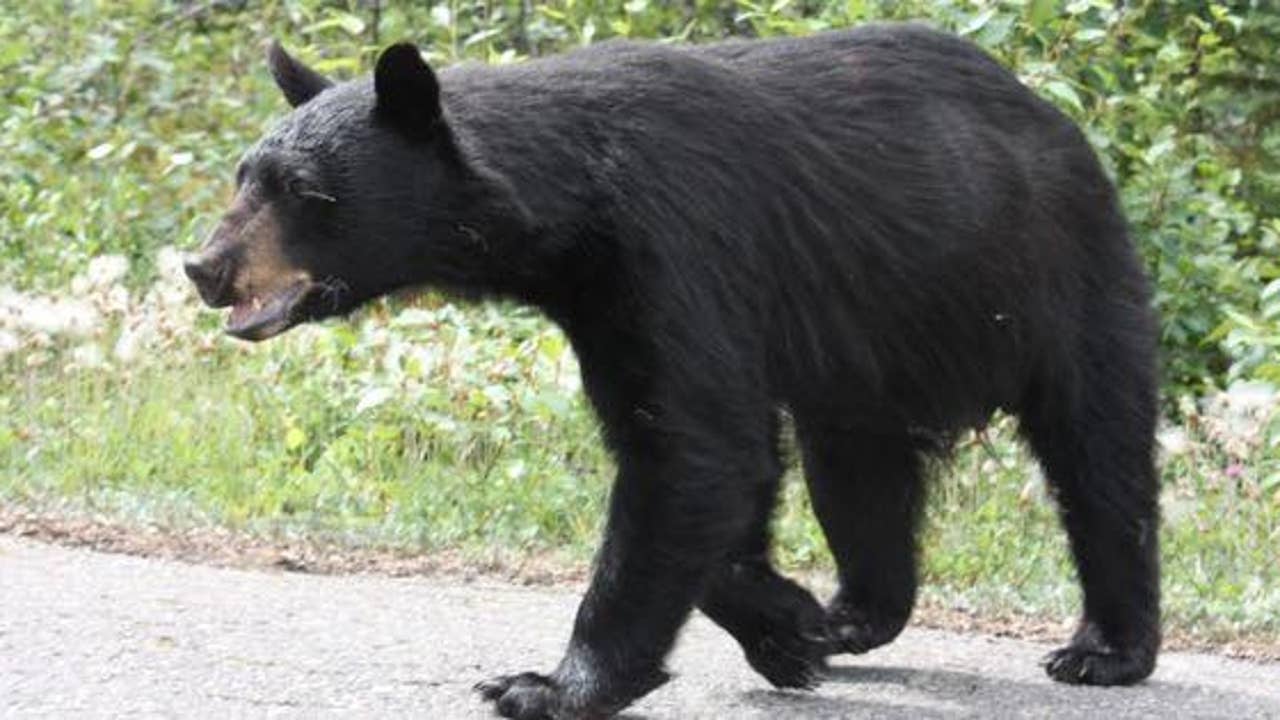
[{"xmin": 4, "ymin": 301, "xmax": 611, "ymax": 555}]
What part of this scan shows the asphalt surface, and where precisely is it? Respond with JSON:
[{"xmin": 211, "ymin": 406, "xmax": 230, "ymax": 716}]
[{"xmin": 1, "ymin": 535, "xmax": 1277, "ymax": 719}]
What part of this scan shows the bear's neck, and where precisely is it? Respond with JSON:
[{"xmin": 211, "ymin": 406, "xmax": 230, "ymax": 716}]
[{"xmin": 441, "ymin": 69, "xmax": 621, "ymax": 317}]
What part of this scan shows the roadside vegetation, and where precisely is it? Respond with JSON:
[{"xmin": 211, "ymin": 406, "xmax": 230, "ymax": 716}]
[{"xmin": 2, "ymin": 2, "xmax": 1277, "ymax": 649}]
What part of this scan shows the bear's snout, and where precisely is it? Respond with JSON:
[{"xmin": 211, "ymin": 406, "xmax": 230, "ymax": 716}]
[{"xmin": 183, "ymin": 252, "xmax": 235, "ymax": 308}]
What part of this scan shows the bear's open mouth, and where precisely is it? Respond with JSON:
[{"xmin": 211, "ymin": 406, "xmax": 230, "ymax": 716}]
[{"xmin": 225, "ymin": 280, "xmax": 314, "ymax": 342}]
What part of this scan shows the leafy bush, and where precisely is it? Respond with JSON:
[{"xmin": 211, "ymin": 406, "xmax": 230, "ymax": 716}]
[{"xmin": 2, "ymin": 1, "xmax": 1275, "ymax": 394}]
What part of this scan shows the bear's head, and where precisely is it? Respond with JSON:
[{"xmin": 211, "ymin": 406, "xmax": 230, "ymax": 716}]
[{"xmin": 185, "ymin": 42, "xmax": 525, "ymax": 341}]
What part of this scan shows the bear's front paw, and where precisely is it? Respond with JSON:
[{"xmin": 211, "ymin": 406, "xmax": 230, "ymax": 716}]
[
  {"xmin": 745, "ymin": 631, "xmax": 828, "ymax": 690},
  {"xmin": 475, "ymin": 666, "xmax": 670, "ymax": 720},
  {"xmin": 475, "ymin": 672, "xmax": 563, "ymax": 720}
]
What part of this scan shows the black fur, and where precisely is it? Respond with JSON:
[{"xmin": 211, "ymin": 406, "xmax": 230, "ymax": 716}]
[{"xmin": 211, "ymin": 24, "xmax": 1162, "ymax": 718}]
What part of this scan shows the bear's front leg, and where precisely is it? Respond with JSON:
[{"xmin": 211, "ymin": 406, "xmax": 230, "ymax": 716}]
[{"xmin": 476, "ymin": 443, "xmax": 757, "ymax": 719}]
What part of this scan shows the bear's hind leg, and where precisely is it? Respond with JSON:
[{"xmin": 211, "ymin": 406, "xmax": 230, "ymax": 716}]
[
  {"xmin": 1020, "ymin": 327, "xmax": 1160, "ymax": 686},
  {"xmin": 796, "ymin": 423, "xmax": 925, "ymax": 656}
]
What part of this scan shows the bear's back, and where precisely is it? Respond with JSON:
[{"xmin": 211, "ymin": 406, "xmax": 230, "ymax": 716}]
[{"xmin": 442, "ymin": 26, "xmax": 1127, "ymax": 426}]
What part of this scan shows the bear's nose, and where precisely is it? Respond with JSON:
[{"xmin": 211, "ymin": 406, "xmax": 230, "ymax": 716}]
[{"xmin": 183, "ymin": 254, "xmax": 234, "ymax": 308}]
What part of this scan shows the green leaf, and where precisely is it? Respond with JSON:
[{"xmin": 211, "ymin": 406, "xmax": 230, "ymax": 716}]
[
  {"xmin": 1027, "ymin": 0, "xmax": 1058, "ymax": 27},
  {"xmin": 464, "ymin": 27, "xmax": 504, "ymax": 48},
  {"xmin": 86, "ymin": 143, "xmax": 114, "ymax": 161},
  {"xmin": 301, "ymin": 13, "xmax": 366, "ymax": 37},
  {"xmin": 978, "ymin": 14, "xmax": 1016, "ymax": 46},
  {"xmin": 1041, "ymin": 80, "xmax": 1084, "ymax": 114},
  {"xmin": 285, "ymin": 426, "xmax": 307, "ymax": 452},
  {"xmin": 960, "ymin": 9, "xmax": 996, "ymax": 36}
]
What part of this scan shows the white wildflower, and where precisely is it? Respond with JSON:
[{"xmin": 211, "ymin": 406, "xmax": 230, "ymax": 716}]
[
  {"xmin": 113, "ymin": 324, "xmax": 145, "ymax": 363},
  {"xmin": 1200, "ymin": 381, "xmax": 1279, "ymax": 457},
  {"xmin": 382, "ymin": 335, "xmax": 408, "ymax": 378},
  {"xmin": 10, "ymin": 296, "xmax": 100, "ymax": 338},
  {"xmin": 1156, "ymin": 426, "xmax": 1190, "ymax": 457},
  {"xmin": 152, "ymin": 282, "xmax": 191, "ymax": 309},
  {"xmin": 85, "ymin": 254, "xmax": 129, "ymax": 289},
  {"xmin": 1019, "ymin": 465, "xmax": 1047, "ymax": 505},
  {"xmin": 1160, "ymin": 487, "xmax": 1196, "ymax": 525},
  {"xmin": 556, "ymin": 369, "xmax": 582, "ymax": 394},
  {"xmin": 1203, "ymin": 381, "xmax": 1278, "ymax": 438},
  {"xmin": 155, "ymin": 246, "xmax": 187, "ymax": 286},
  {"xmin": 69, "ymin": 343, "xmax": 107, "ymax": 369},
  {"xmin": 0, "ymin": 286, "xmax": 26, "ymax": 329},
  {"xmin": 555, "ymin": 352, "xmax": 582, "ymax": 394},
  {"xmin": 355, "ymin": 386, "xmax": 395, "ymax": 414},
  {"xmin": 1222, "ymin": 381, "xmax": 1279, "ymax": 414},
  {"xmin": 0, "ymin": 330, "xmax": 17, "ymax": 358},
  {"xmin": 70, "ymin": 275, "xmax": 90, "ymax": 296},
  {"xmin": 406, "ymin": 344, "xmax": 439, "ymax": 378},
  {"xmin": 98, "ymin": 284, "xmax": 131, "ymax": 316}
]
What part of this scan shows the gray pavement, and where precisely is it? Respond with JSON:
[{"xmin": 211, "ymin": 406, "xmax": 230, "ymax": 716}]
[{"xmin": 1, "ymin": 535, "xmax": 1277, "ymax": 719}]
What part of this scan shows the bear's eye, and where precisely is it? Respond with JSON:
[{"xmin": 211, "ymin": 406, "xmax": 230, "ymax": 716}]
[{"xmin": 286, "ymin": 176, "xmax": 336, "ymax": 204}]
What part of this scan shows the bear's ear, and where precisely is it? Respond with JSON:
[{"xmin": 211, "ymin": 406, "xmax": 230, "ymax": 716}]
[
  {"xmin": 374, "ymin": 43, "xmax": 442, "ymax": 140},
  {"xmin": 267, "ymin": 41, "xmax": 333, "ymax": 108}
]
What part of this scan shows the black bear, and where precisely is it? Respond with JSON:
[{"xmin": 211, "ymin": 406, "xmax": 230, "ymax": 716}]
[{"xmin": 185, "ymin": 23, "xmax": 1160, "ymax": 719}]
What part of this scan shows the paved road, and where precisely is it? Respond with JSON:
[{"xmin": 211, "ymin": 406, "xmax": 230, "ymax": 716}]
[{"xmin": 1, "ymin": 536, "xmax": 1277, "ymax": 719}]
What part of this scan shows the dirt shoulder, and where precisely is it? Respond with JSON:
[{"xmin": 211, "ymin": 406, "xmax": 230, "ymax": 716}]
[{"xmin": 1, "ymin": 505, "xmax": 1275, "ymax": 663}]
